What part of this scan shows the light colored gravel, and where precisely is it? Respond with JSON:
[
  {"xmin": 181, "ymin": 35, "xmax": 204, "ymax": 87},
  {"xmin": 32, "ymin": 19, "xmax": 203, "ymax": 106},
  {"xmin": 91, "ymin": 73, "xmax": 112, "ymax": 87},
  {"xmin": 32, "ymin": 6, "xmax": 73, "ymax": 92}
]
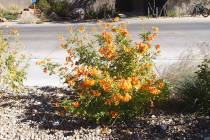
[{"xmin": 0, "ymin": 87, "xmax": 210, "ymax": 140}]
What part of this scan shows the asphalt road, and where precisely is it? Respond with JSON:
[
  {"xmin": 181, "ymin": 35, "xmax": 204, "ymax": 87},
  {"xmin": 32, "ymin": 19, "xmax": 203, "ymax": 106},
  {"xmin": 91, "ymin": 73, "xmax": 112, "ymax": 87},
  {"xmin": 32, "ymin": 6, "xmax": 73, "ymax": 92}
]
[{"xmin": 1, "ymin": 20, "xmax": 210, "ymax": 86}]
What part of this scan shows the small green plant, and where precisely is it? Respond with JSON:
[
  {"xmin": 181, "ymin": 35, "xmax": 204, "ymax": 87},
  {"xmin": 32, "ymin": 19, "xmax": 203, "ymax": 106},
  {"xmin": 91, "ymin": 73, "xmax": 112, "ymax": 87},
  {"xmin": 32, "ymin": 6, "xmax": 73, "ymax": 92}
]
[
  {"xmin": 0, "ymin": 6, "xmax": 21, "ymax": 20},
  {"xmin": 167, "ymin": 9, "xmax": 177, "ymax": 17},
  {"xmin": 181, "ymin": 58, "xmax": 210, "ymax": 112},
  {"xmin": 0, "ymin": 9, "xmax": 3, "ymax": 17},
  {"xmin": 86, "ymin": 3, "xmax": 116, "ymax": 19},
  {"xmin": 0, "ymin": 29, "xmax": 28, "ymax": 93},
  {"xmin": 3, "ymin": 11, "xmax": 18, "ymax": 20},
  {"xmin": 37, "ymin": 0, "xmax": 52, "ymax": 14}
]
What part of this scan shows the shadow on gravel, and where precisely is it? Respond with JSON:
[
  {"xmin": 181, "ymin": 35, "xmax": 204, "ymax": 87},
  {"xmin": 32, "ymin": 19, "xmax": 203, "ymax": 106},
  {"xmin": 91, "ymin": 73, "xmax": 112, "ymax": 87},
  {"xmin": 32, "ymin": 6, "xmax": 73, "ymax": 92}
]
[
  {"xmin": 18, "ymin": 87, "xmax": 98, "ymax": 135},
  {"xmin": 1, "ymin": 87, "xmax": 210, "ymax": 139}
]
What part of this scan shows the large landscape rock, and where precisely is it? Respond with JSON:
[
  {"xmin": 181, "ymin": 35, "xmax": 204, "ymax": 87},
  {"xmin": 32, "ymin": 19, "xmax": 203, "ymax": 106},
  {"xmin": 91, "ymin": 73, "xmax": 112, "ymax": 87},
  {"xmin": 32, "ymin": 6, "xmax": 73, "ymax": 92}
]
[{"xmin": 18, "ymin": 9, "xmax": 39, "ymax": 24}]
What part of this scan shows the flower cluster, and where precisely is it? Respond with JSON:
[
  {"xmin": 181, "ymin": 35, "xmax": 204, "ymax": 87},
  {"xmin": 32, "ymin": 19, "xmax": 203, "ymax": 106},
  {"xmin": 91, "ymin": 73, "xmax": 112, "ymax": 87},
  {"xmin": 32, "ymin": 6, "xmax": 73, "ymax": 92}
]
[{"xmin": 37, "ymin": 22, "xmax": 168, "ymax": 123}]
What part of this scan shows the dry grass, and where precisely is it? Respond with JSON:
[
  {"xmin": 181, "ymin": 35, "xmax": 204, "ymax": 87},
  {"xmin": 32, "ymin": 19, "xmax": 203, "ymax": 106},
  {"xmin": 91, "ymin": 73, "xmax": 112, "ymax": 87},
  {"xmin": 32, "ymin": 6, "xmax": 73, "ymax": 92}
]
[{"xmin": 160, "ymin": 42, "xmax": 210, "ymax": 97}]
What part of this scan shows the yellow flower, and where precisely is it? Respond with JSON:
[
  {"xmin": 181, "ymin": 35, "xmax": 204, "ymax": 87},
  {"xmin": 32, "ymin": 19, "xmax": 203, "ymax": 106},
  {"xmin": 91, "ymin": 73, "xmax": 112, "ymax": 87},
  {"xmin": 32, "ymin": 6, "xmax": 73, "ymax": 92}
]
[
  {"xmin": 102, "ymin": 32, "xmax": 113, "ymax": 44},
  {"xmin": 91, "ymin": 90, "xmax": 101, "ymax": 97},
  {"xmin": 136, "ymin": 42, "xmax": 149, "ymax": 55},
  {"xmin": 148, "ymin": 87, "xmax": 160, "ymax": 95},
  {"xmin": 113, "ymin": 17, "xmax": 120, "ymax": 22},
  {"xmin": 112, "ymin": 93, "xmax": 123, "ymax": 106},
  {"xmin": 130, "ymin": 76, "xmax": 141, "ymax": 89},
  {"xmin": 36, "ymin": 60, "xmax": 46, "ymax": 65},
  {"xmin": 110, "ymin": 111, "xmax": 119, "ymax": 118},
  {"xmin": 155, "ymin": 44, "xmax": 161, "ymax": 53},
  {"xmin": 82, "ymin": 78, "xmax": 96, "ymax": 88},
  {"xmin": 60, "ymin": 43, "xmax": 68, "ymax": 49},
  {"xmin": 88, "ymin": 66, "xmax": 99, "ymax": 76},
  {"xmin": 111, "ymin": 26, "xmax": 117, "ymax": 32},
  {"xmin": 99, "ymin": 79, "xmax": 112, "ymax": 92},
  {"xmin": 123, "ymin": 46, "xmax": 131, "ymax": 53},
  {"xmin": 10, "ymin": 28, "xmax": 19, "ymax": 35},
  {"xmin": 104, "ymin": 23, "xmax": 113, "ymax": 29},
  {"xmin": 57, "ymin": 34, "xmax": 65, "ymax": 41},
  {"xmin": 78, "ymin": 25, "xmax": 85, "ymax": 33},
  {"xmin": 146, "ymin": 33, "xmax": 157, "ymax": 42},
  {"xmin": 145, "ymin": 63, "xmax": 153, "ymax": 70},
  {"xmin": 118, "ymin": 79, "xmax": 132, "ymax": 92},
  {"xmin": 66, "ymin": 76, "xmax": 75, "ymax": 86},
  {"xmin": 157, "ymin": 81, "xmax": 165, "ymax": 89},
  {"xmin": 72, "ymin": 101, "xmax": 80, "ymax": 108},
  {"xmin": 122, "ymin": 93, "xmax": 132, "ymax": 102},
  {"xmin": 76, "ymin": 66, "xmax": 87, "ymax": 77},
  {"xmin": 104, "ymin": 99, "xmax": 112, "ymax": 106},
  {"xmin": 119, "ymin": 28, "xmax": 129, "ymax": 37},
  {"xmin": 99, "ymin": 45, "xmax": 116, "ymax": 60},
  {"xmin": 152, "ymin": 27, "xmax": 159, "ymax": 33}
]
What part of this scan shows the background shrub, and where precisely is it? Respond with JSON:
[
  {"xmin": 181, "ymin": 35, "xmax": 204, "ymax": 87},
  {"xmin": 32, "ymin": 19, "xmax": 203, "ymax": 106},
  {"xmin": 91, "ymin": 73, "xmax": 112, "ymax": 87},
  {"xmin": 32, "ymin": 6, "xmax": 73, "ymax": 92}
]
[
  {"xmin": 180, "ymin": 58, "xmax": 210, "ymax": 112},
  {"xmin": 0, "ymin": 6, "xmax": 21, "ymax": 20},
  {"xmin": 36, "ymin": 0, "xmax": 51, "ymax": 15},
  {"xmin": 86, "ymin": 3, "xmax": 116, "ymax": 19},
  {"xmin": 0, "ymin": 29, "xmax": 28, "ymax": 93},
  {"xmin": 36, "ymin": 0, "xmax": 116, "ymax": 20}
]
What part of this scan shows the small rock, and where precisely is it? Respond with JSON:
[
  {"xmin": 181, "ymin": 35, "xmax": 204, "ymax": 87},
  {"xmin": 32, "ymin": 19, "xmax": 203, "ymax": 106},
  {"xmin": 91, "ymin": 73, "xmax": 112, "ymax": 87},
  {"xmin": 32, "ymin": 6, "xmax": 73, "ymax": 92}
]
[
  {"xmin": 71, "ymin": 8, "xmax": 85, "ymax": 20},
  {"xmin": 34, "ymin": 101, "xmax": 42, "ymax": 105},
  {"xmin": 95, "ymin": 127, "xmax": 101, "ymax": 135},
  {"xmin": 151, "ymin": 115, "xmax": 156, "ymax": 118},
  {"xmin": 151, "ymin": 120, "xmax": 155, "ymax": 124},
  {"xmin": 118, "ymin": 13, "xmax": 127, "ymax": 18},
  {"xmin": 180, "ymin": 119, "xmax": 185, "ymax": 124},
  {"xmin": 160, "ymin": 123, "xmax": 168, "ymax": 130},
  {"xmin": 168, "ymin": 119, "xmax": 173, "ymax": 124},
  {"xmin": 52, "ymin": 121, "xmax": 60, "ymax": 127}
]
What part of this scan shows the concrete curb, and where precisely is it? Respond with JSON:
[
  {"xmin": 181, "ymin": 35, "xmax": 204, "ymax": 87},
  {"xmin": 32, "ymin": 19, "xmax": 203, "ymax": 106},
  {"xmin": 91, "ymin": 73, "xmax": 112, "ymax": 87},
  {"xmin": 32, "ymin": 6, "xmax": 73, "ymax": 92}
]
[{"xmin": 1, "ymin": 16, "xmax": 210, "ymax": 28}]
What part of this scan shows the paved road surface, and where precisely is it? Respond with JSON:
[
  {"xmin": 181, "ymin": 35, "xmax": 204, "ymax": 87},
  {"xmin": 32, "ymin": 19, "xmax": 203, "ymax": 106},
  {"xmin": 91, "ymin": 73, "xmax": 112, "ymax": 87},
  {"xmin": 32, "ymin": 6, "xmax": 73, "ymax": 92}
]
[{"xmin": 0, "ymin": 19, "xmax": 210, "ymax": 86}]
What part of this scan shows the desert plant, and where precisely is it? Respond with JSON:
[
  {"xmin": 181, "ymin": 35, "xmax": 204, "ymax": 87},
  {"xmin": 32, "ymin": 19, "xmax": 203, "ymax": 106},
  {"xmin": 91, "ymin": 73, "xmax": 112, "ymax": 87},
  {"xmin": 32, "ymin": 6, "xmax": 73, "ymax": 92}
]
[
  {"xmin": 86, "ymin": 2, "xmax": 116, "ymax": 19},
  {"xmin": 0, "ymin": 6, "xmax": 21, "ymax": 20},
  {"xmin": 0, "ymin": 8, "xmax": 4, "ymax": 17},
  {"xmin": 2, "ymin": 11, "xmax": 18, "ymax": 20},
  {"xmin": 0, "ymin": 29, "xmax": 28, "ymax": 93},
  {"xmin": 167, "ymin": 9, "xmax": 178, "ymax": 17},
  {"xmin": 37, "ymin": 0, "xmax": 52, "ymax": 14},
  {"xmin": 180, "ymin": 58, "xmax": 210, "ymax": 112},
  {"xmin": 37, "ymin": 23, "xmax": 169, "ymax": 124}
]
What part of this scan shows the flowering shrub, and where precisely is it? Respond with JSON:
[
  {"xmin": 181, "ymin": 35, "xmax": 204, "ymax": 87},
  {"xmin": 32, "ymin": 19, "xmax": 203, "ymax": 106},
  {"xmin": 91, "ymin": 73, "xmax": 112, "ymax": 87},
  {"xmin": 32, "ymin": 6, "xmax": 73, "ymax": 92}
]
[
  {"xmin": 37, "ymin": 22, "xmax": 168, "ymax": 123},
  {"xmin": 0, "ymin": 29, "xmax": 28, "ymax": 93}
]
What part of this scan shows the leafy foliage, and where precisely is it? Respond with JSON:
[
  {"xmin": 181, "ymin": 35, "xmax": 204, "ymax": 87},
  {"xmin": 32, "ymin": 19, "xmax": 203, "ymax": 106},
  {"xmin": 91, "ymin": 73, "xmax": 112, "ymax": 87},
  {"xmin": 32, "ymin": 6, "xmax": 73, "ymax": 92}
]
[
  {"xmin": 0, "ymin": 29, "xmax": 28, "ymax": 93},
  {"xmin": 181, "ymin": 58, "xmax": 210, "ymax": 112},
  {"xmin": 0, "ymin": 6, "xmax": 21, "ymax": 20},
  {"xmin": 37, "ymin": 22, "xmax": 169, "ymax": 124}
]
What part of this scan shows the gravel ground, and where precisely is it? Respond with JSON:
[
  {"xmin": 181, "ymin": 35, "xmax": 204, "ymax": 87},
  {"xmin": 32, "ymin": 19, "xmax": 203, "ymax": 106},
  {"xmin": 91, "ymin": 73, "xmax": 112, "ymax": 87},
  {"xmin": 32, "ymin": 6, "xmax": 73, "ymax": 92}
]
[{"xmin": 0, "ymin": 87, "xmax": 210, "ymax": 140}]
